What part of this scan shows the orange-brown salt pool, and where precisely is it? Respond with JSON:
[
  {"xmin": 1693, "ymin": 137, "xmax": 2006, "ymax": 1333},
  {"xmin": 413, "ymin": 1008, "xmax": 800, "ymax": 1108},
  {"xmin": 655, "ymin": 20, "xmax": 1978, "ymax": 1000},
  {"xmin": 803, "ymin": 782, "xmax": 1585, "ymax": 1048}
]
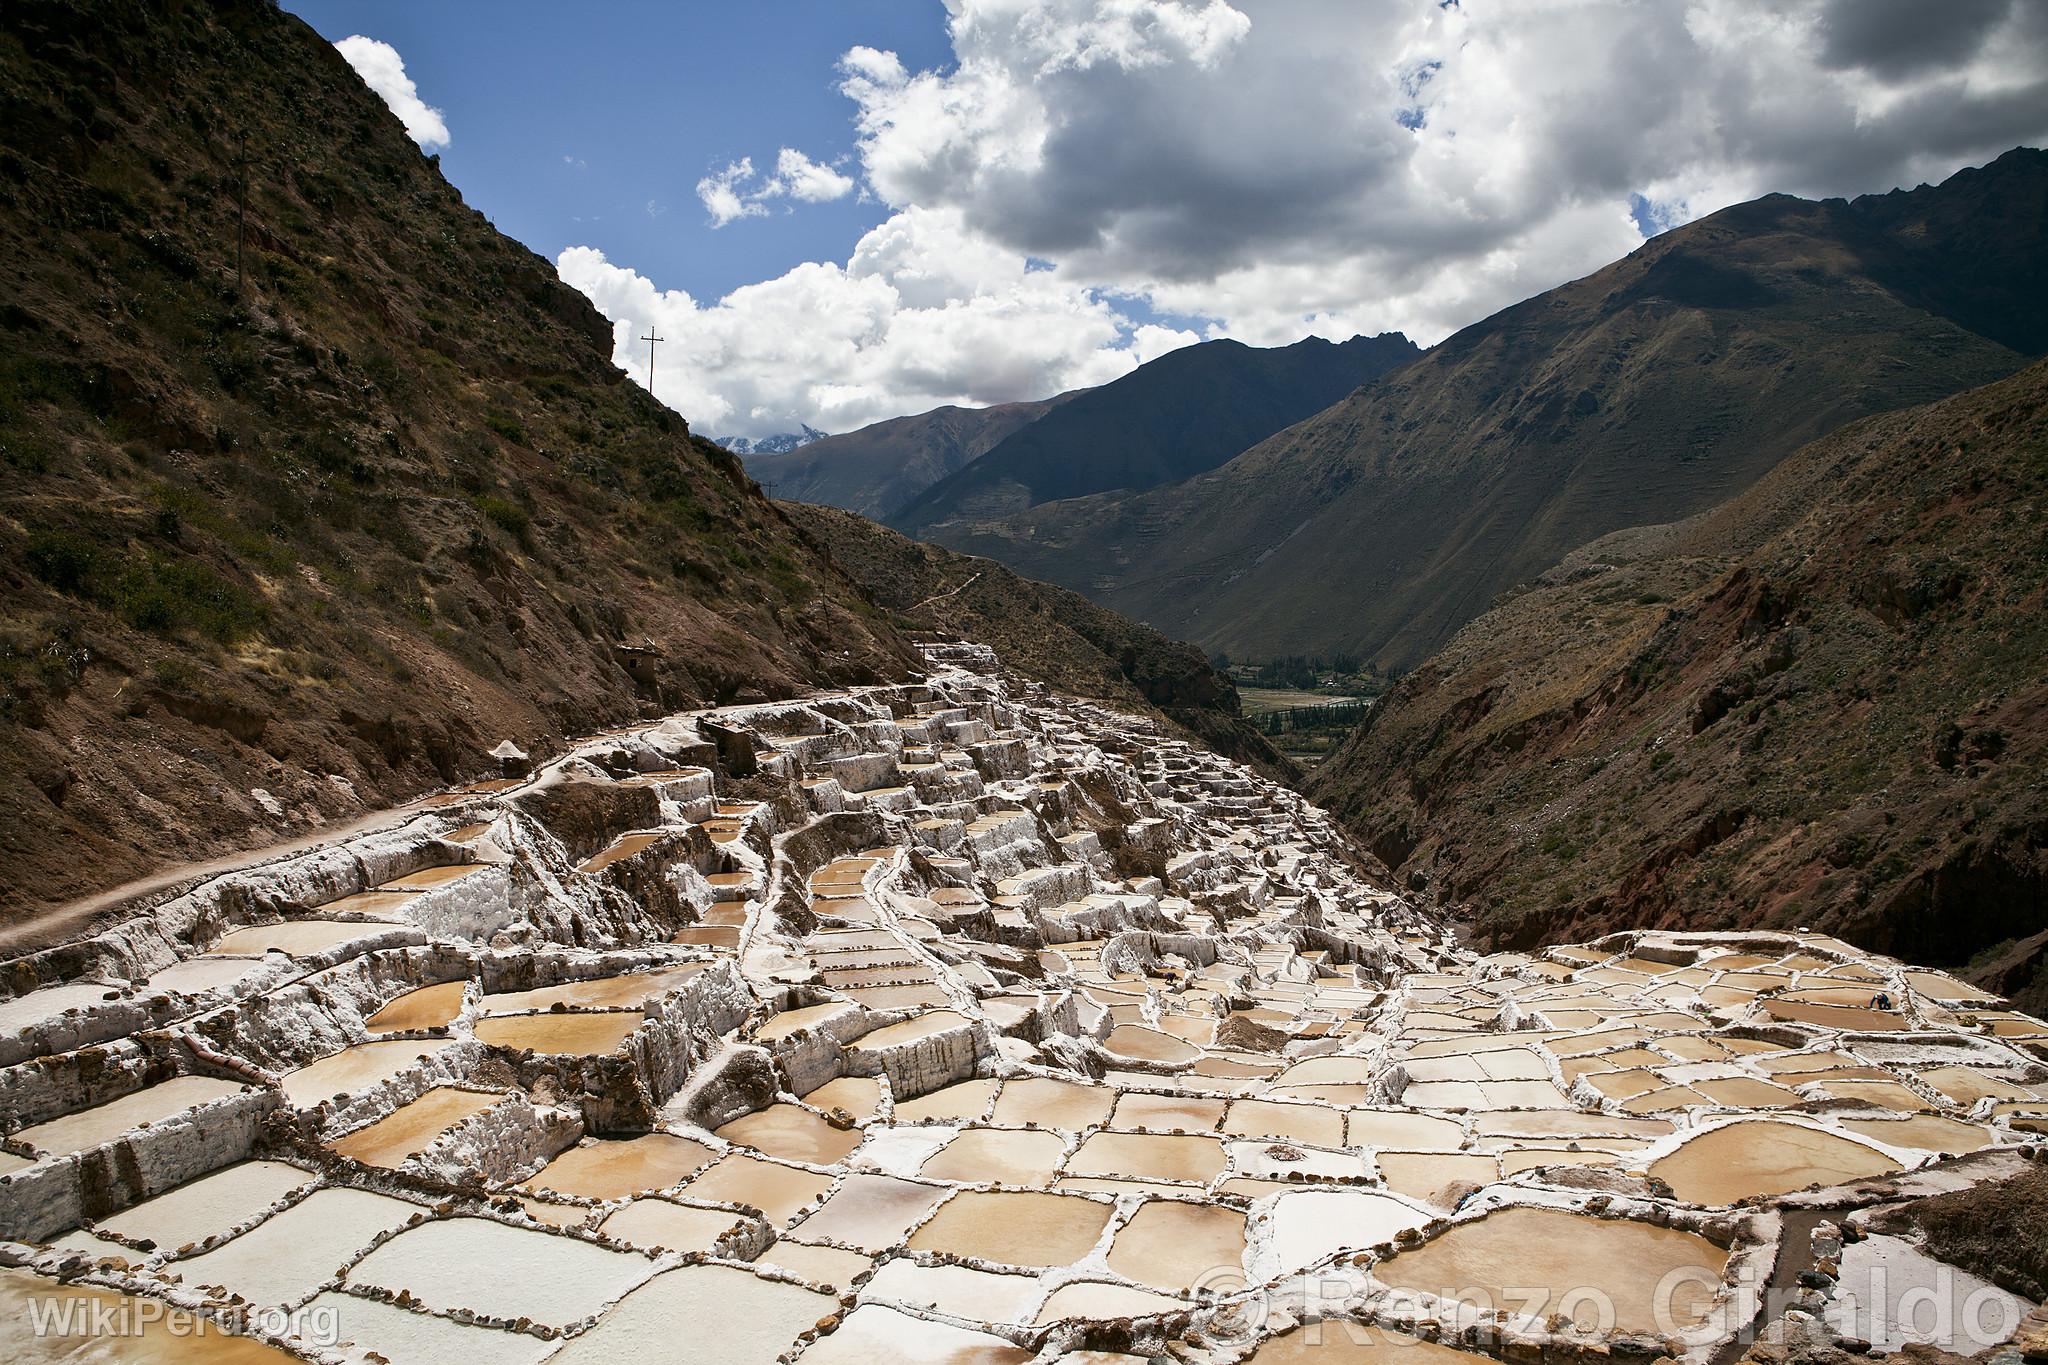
[
  {"xmin": 522, "ymin": 1133, "xmax": 717, "ymax": 1199},
  {"xmin": 1649, "ymin": 1120, "xmax": 1902, "ymax": 1204},
  {"xmin": 474, "ymin": 1011, "xmax": 643, "ymax": 1055},
  {"xmin": 907, "ymin": 1189, "xmax": 1113, "ymax": 1266},
  {"xmin": 716, "ymin": 1103, "xmax": 863, "ymax": 1166},
  {"xmin": 1373, "ymin": 1205, "xmax": 1727, "ymax": 1333},
  {"xmin": 326, "ymin": 1086, "xmax": 498, "ymax": 1167}
]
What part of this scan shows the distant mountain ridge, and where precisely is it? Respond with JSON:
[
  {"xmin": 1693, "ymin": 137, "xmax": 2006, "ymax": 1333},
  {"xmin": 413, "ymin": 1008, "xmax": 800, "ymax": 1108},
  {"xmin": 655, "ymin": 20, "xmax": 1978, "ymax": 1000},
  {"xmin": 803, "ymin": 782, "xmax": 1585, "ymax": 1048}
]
[
  {"xmin": 931, "ymin": 149, "xmax": 2048, "ymax": 670},
  {"xmin": 1308, "ymin": 359, "xmax": 2048, "ymax": 1009},
  {"xmin": 742, "ymin": 396, "xmax": 1077, "ymax": 520},
  {"xmin": 892, "ymin": 332, "xmax": 1420, "ymax": 536},
  {"xmin": 716, "ymin": 425, "xmax": 826, "ymax": 456}
]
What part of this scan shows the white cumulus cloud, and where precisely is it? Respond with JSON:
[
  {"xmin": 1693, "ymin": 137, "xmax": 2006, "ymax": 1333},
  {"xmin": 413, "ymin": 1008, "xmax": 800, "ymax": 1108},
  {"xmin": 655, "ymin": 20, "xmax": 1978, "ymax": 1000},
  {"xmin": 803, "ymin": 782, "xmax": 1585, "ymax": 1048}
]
[
  {"xmin": 558, "ymin": 207, "xmax": 1187, "ymax": 438},
  {"xmin": 563, "ymin": 0, "xmax": 2048, "ymax": 435},
  {"xmin": 334, "ymin": 36, "xmax": 450, "ymax": 150},
  {"xmin": 775, "ymin": 148, "xmax": 857, "ymax": 203},
  {"xmin": 694, "ymin": 149, "xmax": 856, "ymax": 226}
]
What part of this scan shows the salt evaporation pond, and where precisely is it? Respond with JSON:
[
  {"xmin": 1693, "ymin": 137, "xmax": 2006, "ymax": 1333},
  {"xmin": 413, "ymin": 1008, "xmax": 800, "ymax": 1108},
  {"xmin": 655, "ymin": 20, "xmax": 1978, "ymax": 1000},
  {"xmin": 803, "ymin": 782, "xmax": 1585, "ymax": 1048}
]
[
  {"xmin": 680, "ymin": 1151, "xmax": 833, "ymax": 1222},
  {"xmin": 473, "ymin": 1010, "xmax": 643, "ymax": 1054},
  {"xmin": 326, "ymin": 1085, "xmax": 499, "ymax": 1166},
  {"xmin": 1372, "ymin": 1206, "xmax": 1727, "ymax": 1333},
  {"xmin": 176, "ymin": 1186, "xmax": 419, "ymax": 1308},
  {"xmin": 364, "ymin": 979, "xmax": 468, "ymax": 1031},
  {"xmin": 347, "ymin": 1215, "xmax": 652, "ymax": 1327},
  {"xmin": 1649, "ymin": 1119, "xmax": 1902, "ymax": 1204},
  {"xmin": 12, "ymin": 1075, "xmax": 244, "ymax": 1157},
  {"xmin": 523, "ymin": 1133, "xmax": 716, "ymax": 1199},
  {"xmin": 717, "ymin": 1103, "xmax": 864, "ymax": 1165},
  {"xmin": 93, "ymin": 1160, "xmax": 312, "ymax": 1251},
  {"xmin": 908, "ymin": 1189, "xmax": 1113, "ymax": 1265},
  {"xmin": 917, "ymin": 1126, "xmax": 1070, "ymax": 1185},
  {"xmin": 279, "ymin": 1037, "xmax": 457, "ymax": 1106},
  {"xmin": 1105, "ymin": 1198, "xmax": 1247, "ymax": 1290},
  {"xmin": 551, "ymin": 1262, "xmax": 837, "ymax": 1365}
]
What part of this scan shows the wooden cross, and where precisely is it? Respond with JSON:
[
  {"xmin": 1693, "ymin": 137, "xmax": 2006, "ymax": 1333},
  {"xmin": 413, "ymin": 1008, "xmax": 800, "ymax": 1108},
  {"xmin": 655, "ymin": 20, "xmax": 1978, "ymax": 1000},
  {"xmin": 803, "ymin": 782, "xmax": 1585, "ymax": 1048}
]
[{"xmin": 641, "ymin": 327, "xmax": 664, "ymax": 391}]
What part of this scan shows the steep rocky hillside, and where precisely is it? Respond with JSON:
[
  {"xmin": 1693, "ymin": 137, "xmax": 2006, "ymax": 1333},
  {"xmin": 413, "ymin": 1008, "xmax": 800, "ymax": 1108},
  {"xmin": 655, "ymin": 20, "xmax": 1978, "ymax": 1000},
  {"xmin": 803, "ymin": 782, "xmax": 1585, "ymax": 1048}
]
[
  {"xmin": 743, "ymin": 394, "xmax": 1074, "ymax": 519},
  {"xmin": 783, "ymin": 501, "xmax": 1295, "ymax": 784},
  {"xmin": 1309, "ymin": 361, "xmax": 2048, "ymax": 1009},
  {"xmin": 954, "ymin": 151, "xmax": 2048, "ymax": 667},
  {"xmin": 891, "ymin": 332, "xmax": 1418, "ymax": 536},
  {"xmin": 0, "ymin": 0, "xmax": 921, "ymax": 922}
]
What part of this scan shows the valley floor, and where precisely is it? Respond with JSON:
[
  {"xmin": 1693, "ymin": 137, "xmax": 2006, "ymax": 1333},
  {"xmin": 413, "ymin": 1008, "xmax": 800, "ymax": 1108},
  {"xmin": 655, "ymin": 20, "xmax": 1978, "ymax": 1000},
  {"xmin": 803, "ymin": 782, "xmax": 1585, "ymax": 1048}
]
[{"xmin": 0, "ymin": 644, "xmax": 2042, "ymax": 1365}]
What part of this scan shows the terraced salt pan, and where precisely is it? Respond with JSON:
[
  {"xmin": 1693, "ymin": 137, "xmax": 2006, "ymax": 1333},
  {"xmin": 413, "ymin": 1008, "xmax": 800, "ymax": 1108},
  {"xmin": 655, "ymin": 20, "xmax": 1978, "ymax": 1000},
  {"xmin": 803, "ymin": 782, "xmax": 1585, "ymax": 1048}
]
[
  {"xmin": 917, "ymin": 1127, "xmax": 1069, "ymax": 1185},
  {"xmin": 205, "ymin": 920, "xmax": 390, "ymax": 956},
  {"xmin": 327, "ymin": 1086, "xmax": 499, "ymax": 1167},
  {"xmin": 380, "ymin": 863, "xmax": 488, "ymax": 890},
  {"xmin": 0, "ymin": 981, "xmax": 117, "ymax": 1034},
  {"xmin": 1104, "ymin": 1023, "xmax": 1202, "ymax": 1064},
  {"xmin": 792, "ymin": 1174, "xmax": 947, "ymax": 1251},
  {"xmin": 861, "ymin": 1257, "xmax": 1039, "ymax": 1322},
  {"xmin": 1373, "ymin": 1205, "xmax": 1727, "ymax": 1333},
  {"xmin": 365, "ymin": 979, "xmax": 468, "ymax": 1031},
  {"xmin": 907, "ymin": 1189, "xmax": 1113, "ymax": 1266},
  {"xmin": 754, "ymin": 1238, "xmax": 873, "ymax": 1288},
  {"xmin": 1036, "ymin": 1278, "xmax": 1188, "ymax": 1324},
  {"xmin": 598, "ymin": 1196, "xmax": 747, "ymax": 1251},
  {"xmin": 141, "ymin": 956, "xmax": 271, "ymax": 995},
  {"xmin": 177, "ymin": 1186, "xmax": 419, "ymax": 1307},
  {"xmin": 479, "ymin": 964, "xmax": 705, "ymax": 1013},
  {"xmin": 523, "ymin": 1133, "xmax": 717, "ymax": 1200},
  {"xmin": 92, "ymin": 1160, "xmax": 312, "ymax": 1251},
  {"xmin": 719, "ymin": 1104, "xmax": 864, "ymax": 1165},
  {"xmin": 1112, "ymin": 1092, "xmax": 1226, "ymax": 1131},
  {"xmin": 579, "ymin": 831, "xmax": 667, "ymax": 872},
  {"xmin": 1067, "ymin": 1130, "xmax": 1228, "ymax": 1183},
  {"xmin": 851, "ymin": 1009, "xmax": 970, "ymax": 1049},
  {"xmin": 1649, "ymin": 1119, "xmax": 1903, "ymax": 1204},
  {"xmin": 797, "ymin": 1302, "xmax": 1033, "ymax": 1365},
  {"xmin": 990, "ymin": 1076, "xmax": 1114, "ymax": 1129},
  {"xmin": 1837, "ymin": 1114, "xmax": 1994, "ymax": 1154},
  {"xmin": 1260, "ymin": 1189, "xmax": 1430, "ymax": 1277},
  {"xmin": 1347, "ymin": 1110, "xmax": 1466, "ymax": 1148},
  {"xmin": 348, "ymin": 1215, "xmax": 652, "ymax": 1327},
  {"xmin": 474, "ymin": 1010, "xmax": 643, "ymax": 1054},
  {"xmin": 554, "ymin": 1263, "xmax": 838, "ymax": 1365},
  {"xmin": 1224, "ymin": 1099, "xmax": 1346, "ymax": 1146},
  {"xmin": 291, "ymin": 1291, "xmax": 556, "ymax": 1365},
  {"xmin": 279, "ymin": 1037, "xmax": 457, "ymax": 1106},
  {"xmin": 1374, "ymin": 1151, "xmax": 1500, "ymax": 1204},
  {"xmin": 12, "ymin": 1075, "xmax": 245, "ymax": 1157},
  {"xmin": 1105, "ymin": 1198, "xmax": 1247, "ymax": 1291}
]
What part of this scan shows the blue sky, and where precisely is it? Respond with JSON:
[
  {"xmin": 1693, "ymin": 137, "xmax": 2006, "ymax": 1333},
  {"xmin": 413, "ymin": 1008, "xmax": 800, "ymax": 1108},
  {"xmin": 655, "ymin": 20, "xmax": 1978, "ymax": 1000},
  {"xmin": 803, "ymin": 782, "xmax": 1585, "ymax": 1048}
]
[
  {"xmin": 292, "ymin": 2, "xmax": 2047, "ymax": 438},
  {"xmin": 287, "ymin": 1, "xmax": 953, "ymax": 303}
]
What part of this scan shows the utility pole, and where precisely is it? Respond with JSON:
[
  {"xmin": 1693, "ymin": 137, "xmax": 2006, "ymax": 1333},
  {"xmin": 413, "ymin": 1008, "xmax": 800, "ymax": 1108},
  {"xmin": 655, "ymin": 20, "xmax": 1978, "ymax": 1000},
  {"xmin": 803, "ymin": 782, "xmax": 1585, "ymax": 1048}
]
[{"xmin": 641, "ymin": 327, "xmax": 664, "ymax": 392}]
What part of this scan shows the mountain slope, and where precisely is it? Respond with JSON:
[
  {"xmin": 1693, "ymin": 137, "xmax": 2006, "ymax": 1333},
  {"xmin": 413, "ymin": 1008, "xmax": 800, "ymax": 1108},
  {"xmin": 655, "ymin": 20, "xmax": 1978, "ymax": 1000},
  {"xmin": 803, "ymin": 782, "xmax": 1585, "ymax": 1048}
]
[
  {"xmin": 1308, "ymin": 360, "xmax": 2048, "ymax": 1007},
  {"xmin": 743, "ymin": 396, "xmax": 1072, "ymax": 520},
  {"xmin": 954, "ymin": 151, "xmax": 2048, "ymax": 667},
  {"xmin": 782, "ymin": 501, "xmax": 1295, "ymax": 785},
  {"xmin": 0, "ymin": 0, "xmax": 918, "ymax": 920},
  {"xmin": 891, "ymin": 332, "xmax": 1419, "ymax": 535}
]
